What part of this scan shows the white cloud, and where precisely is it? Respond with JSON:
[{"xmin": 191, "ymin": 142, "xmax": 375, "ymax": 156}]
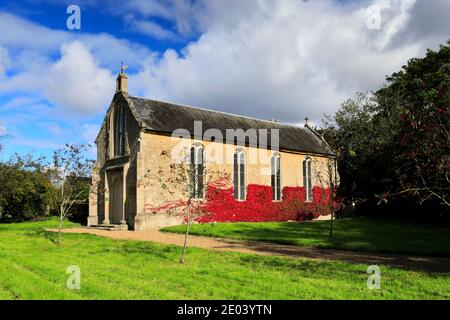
[
  {"xmin": 0, "ymin": 11, "xmax": 153, "ymax": 71},
  {"xmin": 367, "ymin": 0, "xmax": 417, "ymax": 50},
  {"xmin": 1, "ymin": 0, "xmax": 449, "ymax": 127},
  {"xmin": 80, "ymin": 123, "xmax": 100, "ymax": 157},
  {"xmin": 39, "ymin": 122, "xmax": 66, "ymax": 136},
  {"xmin": 0, "ymin": 11, "xmax": 68, "ymax": 51},
  {"xmin": 119, "ymin": 0, "xmax": 206, "ymax": 36},
  {"xmin": 81, "ymin": 123, "xmax": 101, "ymax": 144},
  {"xmin": 128, "ymin": 0, "xmax": 445, "ymax": 123},
  {"xmin": 123, "ymin": 14, "xmax": 178, "ymax": 40},
  {"xmin": 1, "ymin": 96, "xmax": 42, "ymax": 110},
  {"xmin": 0, "ymin": 46, "xmax": 9, "ymax": 78},
  {"xmin": 388, "ymin": 0, "xmax": 450, "ymax": 48},
  {"xmin": 10, "ymin": 137, "xmax": 61, "ymax": 149},
  {"xmin": 45, "ymin": 41, "xmax": 115, "ymax": 114},
  {"xmin": 0, "ymin": 11, "xmax": 158, "ymax": 116},
  {"xmin": 0, "ymin": 124, "xmax": 7, "ymax": 136},
  {"xmin": 79, "ymin": 33, "xmax": 154, "ymax": 70},
  {"xmin": 0, "ymin": 40, "xmax": 115, "ymax": 115},
  {"xmin": 122, "ymin": 0, "xmax": 174, "ymax": 20}
]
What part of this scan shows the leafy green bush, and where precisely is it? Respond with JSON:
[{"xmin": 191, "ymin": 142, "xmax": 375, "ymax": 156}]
[{"xmin": 0, "ymin": 156, "xmax": 57, "ymax": 222}]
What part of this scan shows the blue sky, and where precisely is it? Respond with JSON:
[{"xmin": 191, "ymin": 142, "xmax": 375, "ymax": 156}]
[
  {"xmin": 0, "ymin": 1, "xmax": 196, "ymax": 54},
  {"xmin": 0, "ymin": 0, "xmax": 448, "ymax": 160},
  {"xmin": 0, "ymin": 0, "xmax": 193, "ymax": 160}
]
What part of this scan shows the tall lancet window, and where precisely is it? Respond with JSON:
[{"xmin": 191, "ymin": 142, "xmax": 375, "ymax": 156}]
[
  {"xmin": 190, "ymin": 144, "xmax": 205, "ymax": 199},
  {"xmin": 303, "ymin": 157, "xmax": 312, "ymax": 202},
  {"xmin": 114, "ymin": 105, "xmax": 125, "ymax": 156},
  {"xmin": 233, "ymin": 149, "xmax": 246, "ymax": 200},
  {"xmin": 271, "ymin": 153, "xmax": 281, "ymax": 201}
]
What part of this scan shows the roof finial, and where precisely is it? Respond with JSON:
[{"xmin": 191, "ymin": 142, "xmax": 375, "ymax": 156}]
[
  {"xmin": 116, "ymin": 62, "xmax": 128, "ymax": 95},
  {"xmin": 120, "ymin": 61, "xmax": 128, "ymax": 74}
]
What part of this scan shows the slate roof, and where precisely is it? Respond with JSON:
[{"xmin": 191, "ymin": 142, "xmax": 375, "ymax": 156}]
[{"xmin": 126, "ymin": 95, "xmax": 334, "ymax": 156}]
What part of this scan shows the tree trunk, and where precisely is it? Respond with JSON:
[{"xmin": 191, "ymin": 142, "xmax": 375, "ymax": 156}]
[
  {"xmin": 58, "ymin": 189, "xmax": 64, "ymax": 245},
  {"xmin": 57, "ymin": 217, "xmax": 62, "ymax": 245},
  {"xmin": 329, "ymin": 211, "xmax": 334, "ymax": 238},
  {"xmin": 329, "ymin": 159, "xmax": 337, "ymax": 238},
  {"xmin": 180, "ymin": 221, "xmax": 190, "ymax": 264}
]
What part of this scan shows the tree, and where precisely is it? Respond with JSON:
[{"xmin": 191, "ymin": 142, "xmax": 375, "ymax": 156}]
[
  {"xmin": 322, "ymin": 41, "xmax": 450, "ymax": 216},
  {"xmin": 321, "ymin": 93, "xmax": 399, "ymax": 206},
  {"xmin": 311, "ymin": 156, "xmax": 340, "ymax": 237},
  {"xmin": 141, "ymin": 149, "xmax": 230, "ymax": 263},
  {"xmin": 0, "ymin": 154, "xmax": 56, "ymax": 222},
  {"xmin": 376, "ymin": 41, "xmax": 450, "ymax": 208},
  {"xmin": 49, "ymin": 144, "xmax": 94, "ymax": 244}
]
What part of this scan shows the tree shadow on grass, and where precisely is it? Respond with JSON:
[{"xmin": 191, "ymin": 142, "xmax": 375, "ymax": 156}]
[
  {"xmin": 43, "ymin": 230, "xmax": 58, "ymax": 244},
  {"xmin": 197, "ymin": 219, "xmax": 450, "ymax": 273},
  {"xmin": 227, "ymin": 237, "xmax": 450, "ymax": 274},
  {"xmin": 20, "ymin": 229, "xmax": 59, "ymax": 244},
  {"xmin": 237, "ymin": 254, "xmax": 366, "ymax": 279},
  {"xmin": 83, "ymin": 240, "xmax": 182, "ymax": 262},
  {"xmin": 120, "ymin": 242, "xmax": 180, "ymax": 260},
  {"xmin": 222, "ymin": 218, "xmax": 450, "ymax": 257}
]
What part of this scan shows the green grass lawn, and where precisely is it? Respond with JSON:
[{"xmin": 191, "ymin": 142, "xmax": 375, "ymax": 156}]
[
  {"xmin": 0, "ymin": 218, "xmax": 448, "ymax": 299},
  {"xmin": 162, "ymin": 218, "xmax": 450, "ymax": 256}
]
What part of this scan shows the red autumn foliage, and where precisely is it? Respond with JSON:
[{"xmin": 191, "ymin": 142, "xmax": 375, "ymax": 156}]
[
  {"xmin": 197, "ymin": 184, "xmax": 339, "ymax": 223},
  {"xmin": 144, "ymin": 176, "xmax": 232, "ymax": 224}
]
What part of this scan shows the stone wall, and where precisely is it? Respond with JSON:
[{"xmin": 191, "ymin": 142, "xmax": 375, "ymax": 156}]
[
  {"xmin": 89, "ymin": 93, "xmax": 336, "ymax": 231},
  {"xmin": 132, "ymin": 132, "xmax": 335, "ymax": 230},
  {"xmin": 88, "ymin": 93, "xmax": 141, "ymax": 229}
]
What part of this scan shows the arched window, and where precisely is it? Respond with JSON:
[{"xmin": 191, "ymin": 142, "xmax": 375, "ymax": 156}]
[
  {"xmin": 189, "ymin": 144, "xmax": 204, "ymax": 199},
  {"xmin": 271, "ymin": 153, "xmax": 281, "ymax": 201},
  {"xmin": 303, "ymin": 157, "xmax": 312, "ymax": 202},
  {"xmin": 233, "ymin": 149, "xmax": 246, "ymax": 200},
  {"xmin": 114, "ymin": 105, "xmax": 125, "ymax": 156}
]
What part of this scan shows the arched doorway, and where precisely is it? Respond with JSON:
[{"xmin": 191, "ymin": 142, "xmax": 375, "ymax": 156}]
[{"xmin": 110, "ymin": 173, "xmax": 123, "ymax": 224}]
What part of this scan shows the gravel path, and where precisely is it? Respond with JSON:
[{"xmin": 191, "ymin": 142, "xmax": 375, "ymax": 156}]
[{"xmin": 53, "ymin": 227, "xmax": 450, "ymax": 273}]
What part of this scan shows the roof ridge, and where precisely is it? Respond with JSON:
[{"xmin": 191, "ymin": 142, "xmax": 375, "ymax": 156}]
[{"xmin": 127, "ymin": 95, "xmax": 306, "ymax": 130}]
